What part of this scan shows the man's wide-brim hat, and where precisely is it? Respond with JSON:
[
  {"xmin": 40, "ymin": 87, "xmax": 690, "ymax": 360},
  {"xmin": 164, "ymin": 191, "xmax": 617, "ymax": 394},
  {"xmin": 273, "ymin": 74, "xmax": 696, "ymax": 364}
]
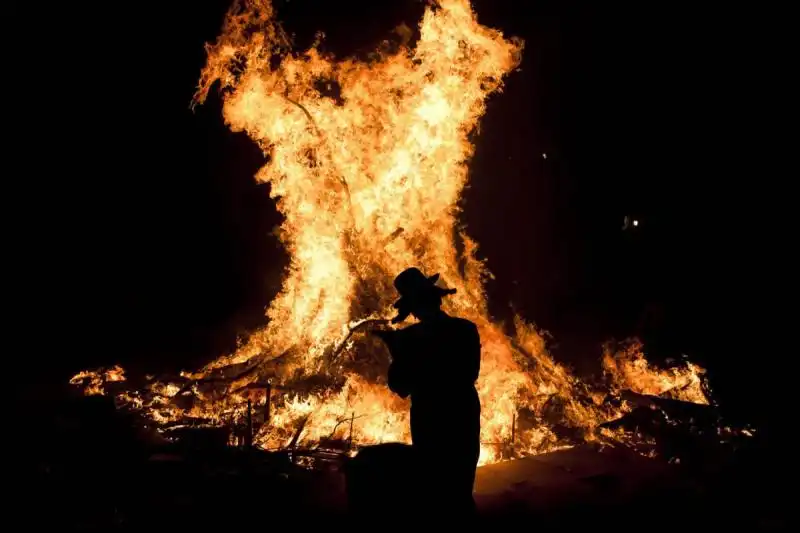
[{"xmin": 391, "ymin": 267, "xmax": 456, "ymax": 323}]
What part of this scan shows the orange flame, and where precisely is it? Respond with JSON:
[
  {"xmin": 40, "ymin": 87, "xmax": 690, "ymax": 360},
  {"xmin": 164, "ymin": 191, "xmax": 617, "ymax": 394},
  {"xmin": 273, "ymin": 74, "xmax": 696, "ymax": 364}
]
[
  {"xmin": 69, "ymin": 365, "xmax": 126, "ymax": 396},
  {"xmin": 602, "ymin": 340, "xmax": 710, "ymax": 405},
  {"xmin": 70, "ymin": 0, "xmax": 719, "ymax": 464},
  {"xmin": 191, "ymin": 0, "xmax": 533, "ymax": 463}
]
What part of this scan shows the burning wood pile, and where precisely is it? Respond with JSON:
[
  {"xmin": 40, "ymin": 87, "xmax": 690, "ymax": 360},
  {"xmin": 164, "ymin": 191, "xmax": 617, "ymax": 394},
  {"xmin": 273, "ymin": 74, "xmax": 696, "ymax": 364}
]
[
  {"xmin": 70, "ymin": 0, "xmax": 749, "ymax": 466},
  {"xmin": 71, "ymin": 336, "xmax": 742, "ymax": 466}
]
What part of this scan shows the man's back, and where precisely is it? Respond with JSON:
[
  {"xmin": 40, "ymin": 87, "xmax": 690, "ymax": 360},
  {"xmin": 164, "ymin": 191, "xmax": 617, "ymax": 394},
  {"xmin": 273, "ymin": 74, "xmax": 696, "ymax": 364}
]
[{"xmin": 387, "ymin": 314, "xmax": 481, "ymax": 400}]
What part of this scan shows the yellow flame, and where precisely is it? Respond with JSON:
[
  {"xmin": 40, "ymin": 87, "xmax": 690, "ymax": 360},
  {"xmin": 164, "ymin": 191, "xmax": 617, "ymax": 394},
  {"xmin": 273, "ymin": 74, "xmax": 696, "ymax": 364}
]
[{"xmin": 192, "ymin": 0, "xmax": 536, "ymax": 458}]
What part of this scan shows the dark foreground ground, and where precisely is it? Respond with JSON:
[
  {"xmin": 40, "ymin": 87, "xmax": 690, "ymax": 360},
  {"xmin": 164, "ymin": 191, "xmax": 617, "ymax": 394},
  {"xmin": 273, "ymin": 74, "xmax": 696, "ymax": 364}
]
[{"xmin": 17, "ymin": 385, "xmax": 788, "ymax": 530}]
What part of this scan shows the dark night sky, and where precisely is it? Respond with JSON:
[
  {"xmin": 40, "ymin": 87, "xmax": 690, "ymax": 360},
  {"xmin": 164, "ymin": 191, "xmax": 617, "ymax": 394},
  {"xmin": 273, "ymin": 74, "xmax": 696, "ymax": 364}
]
[{"xmin": 13, "ymin": 1, "xmax": 789, "ymax": 421}]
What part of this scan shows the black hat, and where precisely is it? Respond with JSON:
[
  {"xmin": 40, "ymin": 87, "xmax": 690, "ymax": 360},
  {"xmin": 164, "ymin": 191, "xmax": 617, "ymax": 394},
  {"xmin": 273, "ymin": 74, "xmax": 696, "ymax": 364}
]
[{"xmin": 391, "ymin": 267, "xmax": 456, "ymax": 323}]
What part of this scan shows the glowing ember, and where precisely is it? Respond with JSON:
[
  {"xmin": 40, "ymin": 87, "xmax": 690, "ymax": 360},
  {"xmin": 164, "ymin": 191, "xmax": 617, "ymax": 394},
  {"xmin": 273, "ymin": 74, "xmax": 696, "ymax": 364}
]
[
  {"xmin": 70, "ymin": 0, "xmax": 720, "ymax": 464},
  {"xmin": 69, "ymin": 365, "xmax": 126, "ymax": 396}
]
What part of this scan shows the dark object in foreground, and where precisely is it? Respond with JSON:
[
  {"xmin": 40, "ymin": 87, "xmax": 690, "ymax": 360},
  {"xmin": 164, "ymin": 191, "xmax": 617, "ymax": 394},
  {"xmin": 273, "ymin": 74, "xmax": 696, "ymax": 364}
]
[
  {"xmin": 599, "ymin": 390, "xmax": 750, "ymax": 468},
  {"xmin": 346, "ymin": 443, "xmax": 416, "ymax": 518},
  {"xmin": 24, "ymin": 388, "xmax": 781, "ymax": 530}
]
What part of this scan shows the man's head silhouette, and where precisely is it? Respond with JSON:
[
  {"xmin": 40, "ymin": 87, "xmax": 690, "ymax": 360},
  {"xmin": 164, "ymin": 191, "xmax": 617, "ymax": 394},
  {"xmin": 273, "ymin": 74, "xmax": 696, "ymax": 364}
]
[{"xmin": 391, "ymin": 267, "xmax": 456, "ymax": 323}]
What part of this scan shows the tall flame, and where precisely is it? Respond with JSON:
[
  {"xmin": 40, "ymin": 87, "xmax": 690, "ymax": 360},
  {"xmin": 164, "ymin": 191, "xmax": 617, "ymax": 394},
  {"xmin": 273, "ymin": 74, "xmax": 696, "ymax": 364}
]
[
  {"xmin": 71, "ymin": 0, "xmax": 715, "ymax": 464},
  {"xmin": 193, "ymin": 0, "xmax": 536, "ymax": 462},
  {"xmin": 193, "ymin": 0, "xmax": 523, "ymax": 371}
]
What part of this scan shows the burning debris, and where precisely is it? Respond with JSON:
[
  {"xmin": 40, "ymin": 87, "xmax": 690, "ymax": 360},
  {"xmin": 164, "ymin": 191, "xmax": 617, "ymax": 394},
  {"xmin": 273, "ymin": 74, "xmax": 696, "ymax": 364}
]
[
  {"xmin": 70, "ymin": 0, "xmax": 746, "ymax": 466},
  {"xmin": 69, "ymin": 365, "xmax": 126, "ymax": 396},
  {"xmin": 72, "ymin": 336, "xmax": 727, "ymax": 465},
  {"xmin": 602, "ymin": 340, "xmax": 710, "ymax": 405}
]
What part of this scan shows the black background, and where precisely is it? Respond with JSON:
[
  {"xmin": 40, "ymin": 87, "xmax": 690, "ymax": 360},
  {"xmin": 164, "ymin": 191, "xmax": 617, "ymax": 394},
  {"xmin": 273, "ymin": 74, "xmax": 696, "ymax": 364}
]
[{"xmin": 11, "ymin": 1, "xmax": 789, "ymax": 426}]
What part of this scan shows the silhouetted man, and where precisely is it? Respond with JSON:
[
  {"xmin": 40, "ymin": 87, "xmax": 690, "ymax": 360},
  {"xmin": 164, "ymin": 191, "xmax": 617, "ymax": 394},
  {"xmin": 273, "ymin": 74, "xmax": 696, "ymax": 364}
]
[{"xmin": 373, "ymin": 267, "xmax": 482, "ymax": 515}]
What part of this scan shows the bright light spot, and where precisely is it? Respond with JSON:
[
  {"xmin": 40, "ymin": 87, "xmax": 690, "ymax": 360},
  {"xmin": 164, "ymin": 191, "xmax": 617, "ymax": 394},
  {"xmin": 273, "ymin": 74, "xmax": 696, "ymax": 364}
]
[
  {"xmin": 542, "ymin": 153, "xmax": 547, "ymax": 159},
  {"xmin": 633, "ymin": 220, "xmax": 639, "ymax": 227}
]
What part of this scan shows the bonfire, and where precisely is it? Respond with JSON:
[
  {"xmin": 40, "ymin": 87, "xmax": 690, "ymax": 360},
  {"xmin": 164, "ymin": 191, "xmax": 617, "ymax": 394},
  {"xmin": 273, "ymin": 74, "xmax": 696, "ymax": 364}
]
[{"xmin": 70, "ymin": 0, "xmax": 719, "ymax": 465}]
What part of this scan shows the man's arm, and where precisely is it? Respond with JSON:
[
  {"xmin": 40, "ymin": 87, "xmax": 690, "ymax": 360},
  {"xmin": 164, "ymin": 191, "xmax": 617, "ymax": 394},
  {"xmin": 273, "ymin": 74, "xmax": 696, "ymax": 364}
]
[
  {"xmin": 373, "ymin": 329, "xmax": 414, "ymax": 398},
  {"xmin": 388, "ymin": 358, "xmax": 413, "ymax": 398}
]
